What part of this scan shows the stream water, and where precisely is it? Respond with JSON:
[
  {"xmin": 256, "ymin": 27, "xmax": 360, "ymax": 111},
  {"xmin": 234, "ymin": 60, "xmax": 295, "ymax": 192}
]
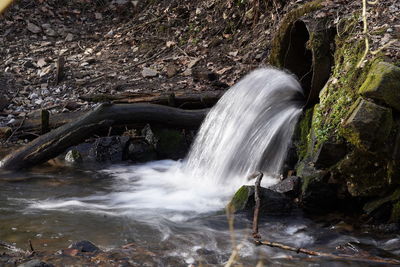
[{"xmin": 1, "ymin": 68, "xmax": 400, "ymax": 266}]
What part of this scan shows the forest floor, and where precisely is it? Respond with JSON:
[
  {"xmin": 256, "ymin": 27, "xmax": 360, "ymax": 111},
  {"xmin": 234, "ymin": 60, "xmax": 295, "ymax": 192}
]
[{"xmin": 0, "ymin": 0, "xmax": 399, "ymax": 265}]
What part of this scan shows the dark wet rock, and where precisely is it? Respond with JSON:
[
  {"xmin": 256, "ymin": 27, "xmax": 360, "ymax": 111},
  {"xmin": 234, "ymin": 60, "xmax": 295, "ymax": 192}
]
[
  {"xmin": 364, "ymin": 188, "xmax": 400, "ymax": 222},
  {"xmin": 227, "ymin": 185, "xmax": 293, "ymax": 216},
  {"xmin": 89, "ymin": 136, "xmax": 130, "ymax": 162},
  {"xmin": 338, "ymin": 149, "xmax": 392, "ymax": 197},
  {"xmin": 65, "ymin": 149, "xmax": 83, "ymax": 163},
  {"xmin": 69, "ymin": 240, "xmax": 101, "ymax": 253},
  {"xmin": 269, "ymin": 176, "xmax": 301, "ymax": 198},
  {"xmin": 359, "ymin": 62, "xmax": 400, "ymax": 112},
  {"xmin": 18, "ymin": 259, "xmax": 54, "ymax": 267},
  {"xmin": 314, "ymin": 140, "xmax": 347, "ymax": 169},
  {"xmin": 153, "ymin": 128, "xmax": 188, "ymax": 160},
  {"xmin": 341, "ymin": 98, "xmax": 392, "ymax": 152},
  {"xmin": 301, "ymin": 171, "xmax": 340, "ymax": 214},
  {"xmin": 141, "ymin": 124, "xmax": 189, "ymax": 160},
  {"xmin": 127, "ymin": 139, "xmax": 157, "ymax": 162}
]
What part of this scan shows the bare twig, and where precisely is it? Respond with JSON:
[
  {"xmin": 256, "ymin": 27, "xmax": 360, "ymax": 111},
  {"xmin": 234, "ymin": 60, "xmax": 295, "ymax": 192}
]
[
  {"xmin": 252, "ymin": 171, "xmax": 263, "ymax": 239},
  {"xmin": 255, "ymin": 240, "xmax": 400, "ymax": 265}
]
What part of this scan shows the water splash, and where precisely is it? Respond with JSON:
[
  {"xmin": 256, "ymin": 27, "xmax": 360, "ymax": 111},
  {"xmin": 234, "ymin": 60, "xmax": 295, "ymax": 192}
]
[{"xmin": 185, "ymin": 67, "xmax": 303, "ymax": 184}]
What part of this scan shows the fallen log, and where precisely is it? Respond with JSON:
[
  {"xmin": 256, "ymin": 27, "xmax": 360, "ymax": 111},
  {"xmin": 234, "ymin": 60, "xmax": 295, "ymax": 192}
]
[
  {"xmin": 0, "ymin": 103, "xmax": 208, "ymax": 170},
  {"xmin": 79, "ymin": 91, "xmax": 223, "ymax": 107}
]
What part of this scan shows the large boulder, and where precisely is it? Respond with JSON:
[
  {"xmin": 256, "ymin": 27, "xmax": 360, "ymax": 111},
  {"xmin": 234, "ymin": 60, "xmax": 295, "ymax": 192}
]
[
  {"xmin": 359, "ymin": 62, "xmax": 400, "ymax": 112},
  {"xmin": 341, "ymin": 98, "xmax": 392, "ymax": 152},
  {"xmin": 227, "ymin": 185, "xmax": 293, "ymax": 217}
]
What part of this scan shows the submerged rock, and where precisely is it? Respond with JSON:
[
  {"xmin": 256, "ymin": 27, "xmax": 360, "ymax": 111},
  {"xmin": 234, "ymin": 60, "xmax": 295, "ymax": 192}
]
[
  {"xmin": 69, "ymin": 240, "xmax": 101, "ymax": 253},
  {"xmin": 359, "ymin": 62, "xmax": 400, "ymax": 112},
  {"xmin": 227, "ymin": 185, "xmax": 293, "ymax": 216}
]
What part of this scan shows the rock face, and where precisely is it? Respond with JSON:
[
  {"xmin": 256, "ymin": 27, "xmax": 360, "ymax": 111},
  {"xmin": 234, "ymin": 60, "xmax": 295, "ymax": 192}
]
[
  {"xmin": 341, "ymin": 98, "xmax": 392, "ymax": 151},
  {"xmin": 227, "ymin": 185, "xmax": 293, "ymax": 216},
  {"xmin": 359, "ymin": 62, "xmax": 400, "ymax": 112}
]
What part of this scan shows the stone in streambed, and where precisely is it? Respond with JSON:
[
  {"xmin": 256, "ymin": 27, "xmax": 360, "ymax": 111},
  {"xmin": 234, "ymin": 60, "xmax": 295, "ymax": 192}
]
[
  {"xmin": 65, "ymin": 149, "xmax": 83, "ymax": 163},
  {"xmin": 227, "ymin": 185, "xmax": 293, "ymax": 216},
  {"xmin": 359, "ymin": 62, "xmax": 400, "ymax": 112},
  {"xmin": 69, "ymin": 240, "xmax": 101, "ymax": 253}
]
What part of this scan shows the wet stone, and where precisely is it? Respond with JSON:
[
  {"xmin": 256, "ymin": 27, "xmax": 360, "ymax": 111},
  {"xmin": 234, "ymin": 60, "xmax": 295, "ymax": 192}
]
[
  {"xmin": 65, "ymin": 149, "xmax": 83, "ymax": 163},
  {"xmin": 269, "ymin": 176, "xmax": 301, "ymax": 198},
  {"xmin": 69, "ymin": 240, "xmax": 101, "ymax": 253},
  {"xmin": 89, "ymin": 136, "xmax": 130, "ymax": 162}
]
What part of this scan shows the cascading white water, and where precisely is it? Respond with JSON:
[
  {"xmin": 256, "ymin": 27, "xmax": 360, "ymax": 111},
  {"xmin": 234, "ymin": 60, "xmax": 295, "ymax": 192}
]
[
  {"xmin": 28, "ymin": 67, "xmax": 304, "ymax": 218},
  {"xmin": 185, "ymin": 67, "xmax": 304, "ymax": 184}
]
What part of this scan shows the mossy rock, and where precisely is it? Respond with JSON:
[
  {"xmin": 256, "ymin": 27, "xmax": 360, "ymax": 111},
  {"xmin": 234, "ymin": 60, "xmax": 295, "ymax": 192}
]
[
  {"xmin": 359, "ymin": 62, "xmax": 400, "ymax": 112},
  {"xmin": 227, "ymin": 185, "xmax": 293, "ymax": 216},
  {"xmin": 340, "ymin": 98, "xmax": 393, "ymax": 152},
  {"xmin": 338, "ymin": 149, "xmax": 391, "ymax": 197}
]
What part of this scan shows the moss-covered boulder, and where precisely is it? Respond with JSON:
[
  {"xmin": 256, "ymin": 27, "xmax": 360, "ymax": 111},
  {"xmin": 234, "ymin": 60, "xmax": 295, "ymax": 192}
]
[
  {"xmin": 227, "ymin": 185, "xmax": 293, "ymax": 216},
  {"xmin": 359, "ymin": 62, "xmax": 400, "ymax": 112},
  {"xmin": 341, "ymin": 98, "xmax": 393, "ymax": 152}
]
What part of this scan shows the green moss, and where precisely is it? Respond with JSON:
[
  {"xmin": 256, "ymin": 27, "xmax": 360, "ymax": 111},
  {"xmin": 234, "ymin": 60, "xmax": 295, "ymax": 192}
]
[
  {"xmin": 358, "ymin": 62, "xmax": 400, "ymax": 111},
  {"xmin": 269, "ymin": 0, "xmax": 324, "ymax": 66},
  {"xmin": 295, "ymin": 107, "xmax": 314, "ymax": 161},
  {"xmin": 227, "ymin": 185, "xmax": 250, "ymax": 213}
]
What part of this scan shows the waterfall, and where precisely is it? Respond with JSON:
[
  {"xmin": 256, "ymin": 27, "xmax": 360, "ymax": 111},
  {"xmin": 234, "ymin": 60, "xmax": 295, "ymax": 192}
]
[
  {"xmin": 185, "ymin": 67, "xmax": 304, "ymax": 184},
  {"xmin": 28, "ymin": 67, "xmax": 305, "ymax": 217}
]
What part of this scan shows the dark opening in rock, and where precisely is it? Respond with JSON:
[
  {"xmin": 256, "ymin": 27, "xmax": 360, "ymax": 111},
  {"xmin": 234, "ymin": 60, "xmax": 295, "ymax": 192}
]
[
  {"xmin": 274, "ymin": 20, "xmax": 336, "ymax": 108},
  {"xmin": 283, "ymin": 20, "xmax": 313, "ymax": 99}
]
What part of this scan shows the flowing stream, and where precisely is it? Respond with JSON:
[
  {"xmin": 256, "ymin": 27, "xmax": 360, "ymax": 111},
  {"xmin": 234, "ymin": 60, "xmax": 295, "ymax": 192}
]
[{"xmin": 1, "ymin": 68, "xmax": 400, "ymax": 265}]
